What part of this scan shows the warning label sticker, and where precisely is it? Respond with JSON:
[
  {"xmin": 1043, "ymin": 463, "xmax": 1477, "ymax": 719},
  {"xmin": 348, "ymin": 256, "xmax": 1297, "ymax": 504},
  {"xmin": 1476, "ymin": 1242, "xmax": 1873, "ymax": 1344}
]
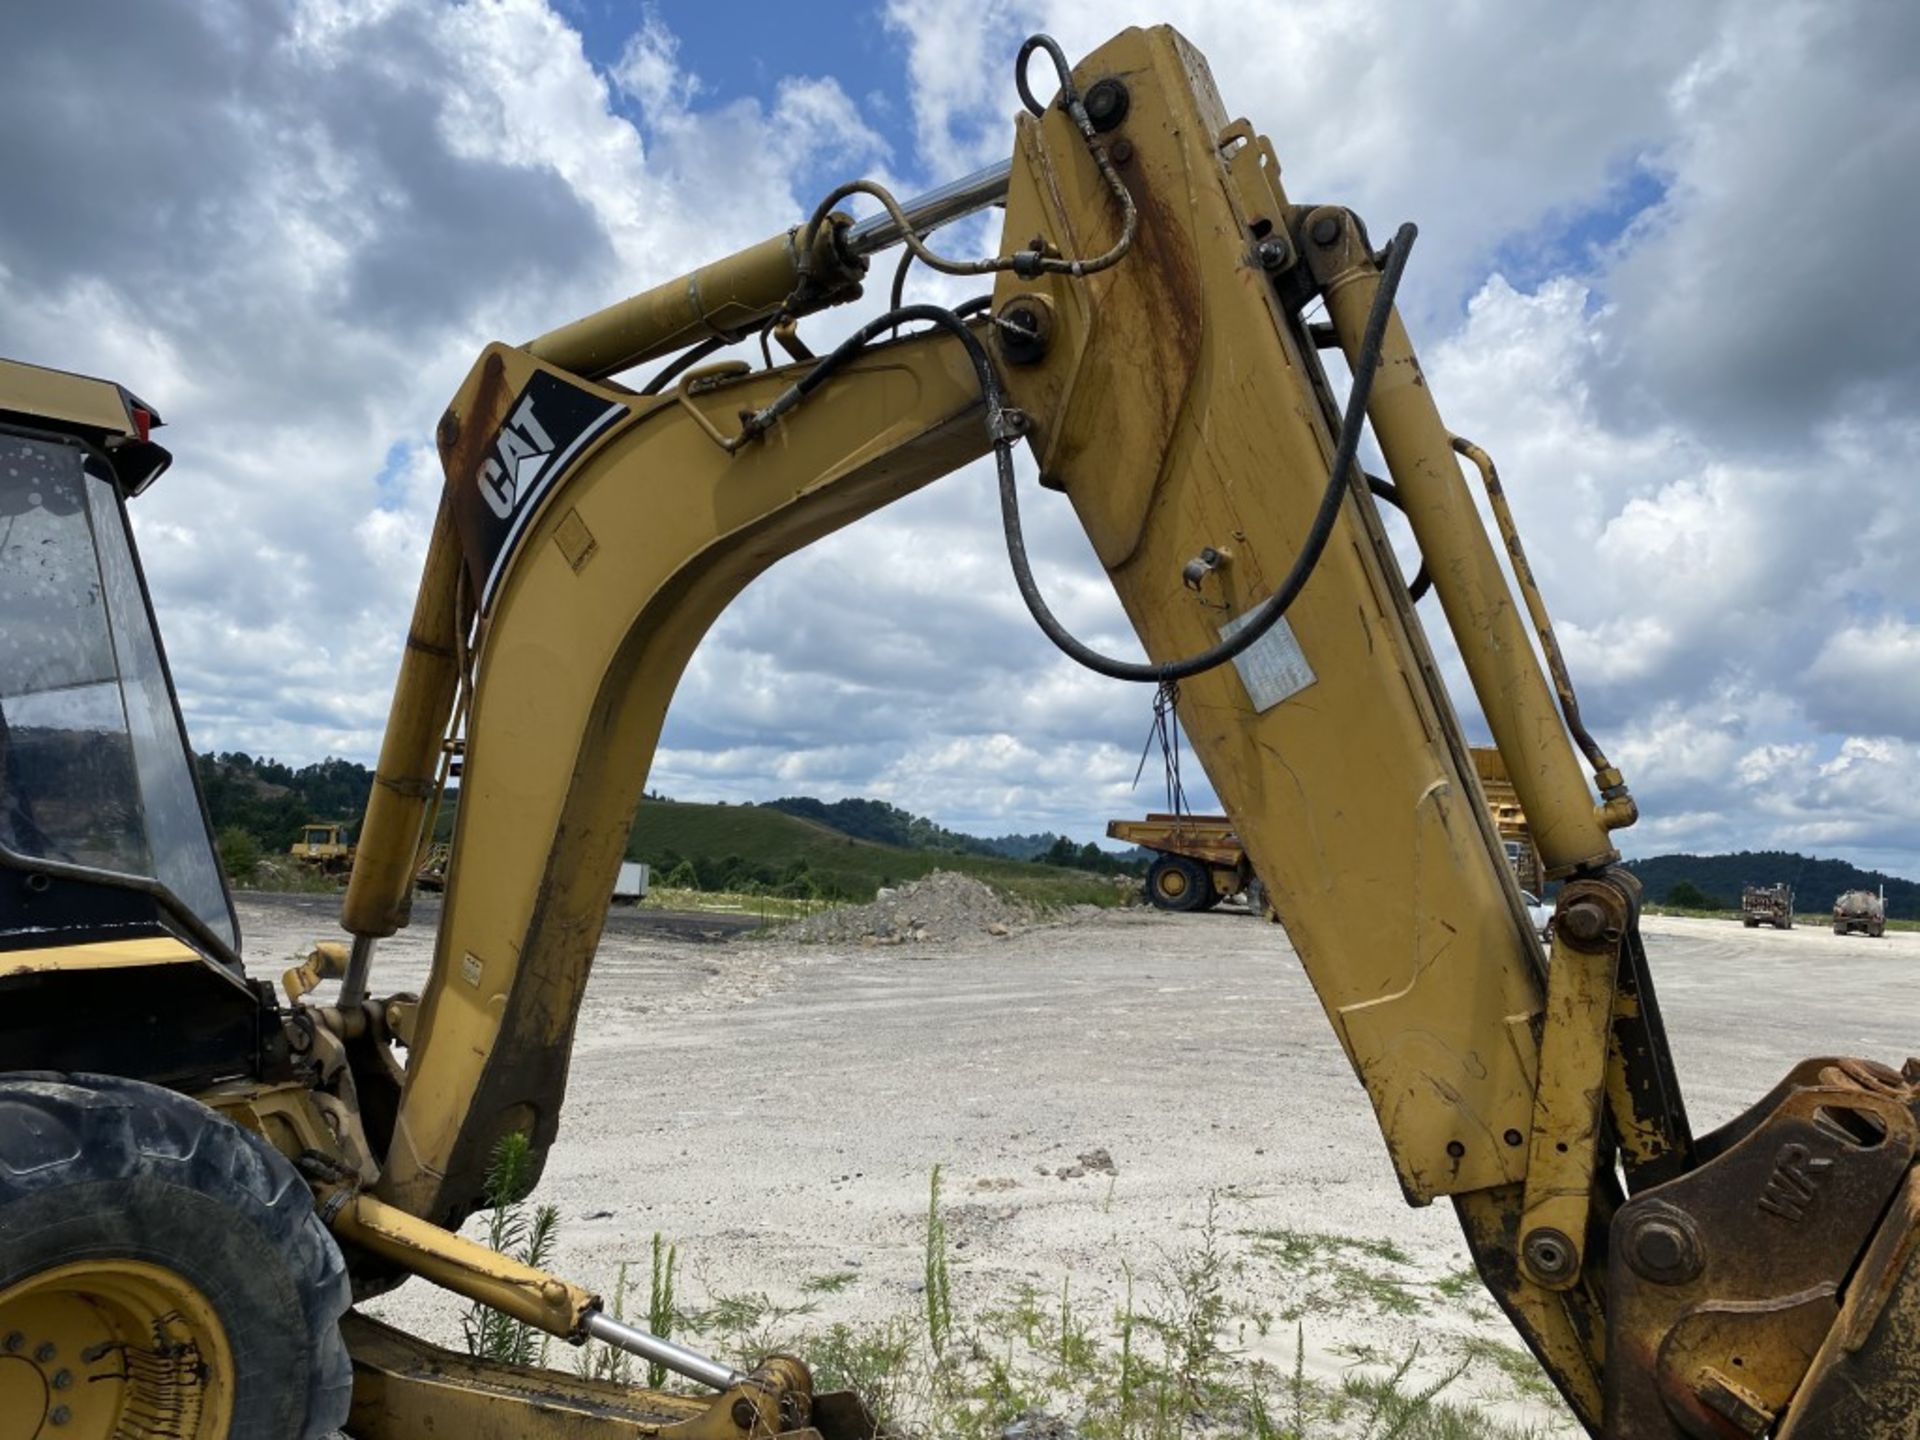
[{"xmin": 1217, "ymin": 607, "xmax": 1316, "ymax": 713}]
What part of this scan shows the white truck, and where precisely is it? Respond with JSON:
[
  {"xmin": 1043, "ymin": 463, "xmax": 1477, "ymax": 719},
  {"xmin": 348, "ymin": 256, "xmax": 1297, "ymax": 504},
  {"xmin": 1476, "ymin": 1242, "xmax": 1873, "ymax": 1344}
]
[{"xmin": 613, "ymin": 861, "xmax": 650, "ymax": 904}]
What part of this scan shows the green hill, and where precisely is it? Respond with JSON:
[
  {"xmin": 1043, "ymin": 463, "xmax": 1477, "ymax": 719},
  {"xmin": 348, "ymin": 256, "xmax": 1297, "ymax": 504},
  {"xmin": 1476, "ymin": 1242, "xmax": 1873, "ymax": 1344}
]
[
  {"xmin": 1627, "ymin": 851, "xmax": 1917, "ymax": 919},
  {"xmin": 196, "ymin": 752, "xmax": 1135, "ymax": 905},
  {"xmin": 198, "ymin": 751, "xmax": 375, "ymax": 848},
  {"xmin": 629, "ymin": 799, "xmax": 1120, "ymax": 903}
]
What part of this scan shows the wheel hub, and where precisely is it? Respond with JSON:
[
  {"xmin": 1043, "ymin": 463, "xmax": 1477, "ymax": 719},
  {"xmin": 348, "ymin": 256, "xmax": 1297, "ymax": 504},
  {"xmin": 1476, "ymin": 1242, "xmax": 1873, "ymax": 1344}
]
[{"xmin": 0, "ymin": 1261, "xmax": 234, "ymax": 1439}]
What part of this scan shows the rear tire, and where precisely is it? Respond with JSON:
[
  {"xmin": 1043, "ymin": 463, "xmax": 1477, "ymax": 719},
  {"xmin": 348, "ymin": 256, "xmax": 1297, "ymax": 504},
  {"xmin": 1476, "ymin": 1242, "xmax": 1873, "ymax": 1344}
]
[
  {"xmin": 1145, "ymin": 855, "xmax": 1210, "ymax": 912},
  {"xmin": 0, "ymin": 1073, "xmax": 352, "ymax": 1440}
]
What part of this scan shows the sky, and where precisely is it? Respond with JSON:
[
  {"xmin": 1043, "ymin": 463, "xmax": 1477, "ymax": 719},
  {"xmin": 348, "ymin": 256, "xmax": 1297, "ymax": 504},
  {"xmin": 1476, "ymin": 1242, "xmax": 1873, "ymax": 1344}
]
[{"xmin": 3, "ymin": 1, "xmax": 1918, "ymax": 869}]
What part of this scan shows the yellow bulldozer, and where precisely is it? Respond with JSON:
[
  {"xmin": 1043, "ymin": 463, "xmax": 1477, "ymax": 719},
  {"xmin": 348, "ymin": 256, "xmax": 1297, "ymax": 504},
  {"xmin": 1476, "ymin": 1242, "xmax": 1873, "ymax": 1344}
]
[
  {"xmin": 3, "ymin": 24, "xmax": 1916, "ymax": 1440},
  {"xmin": 290, "ymin": 821, "xmax": 355, "ymax": 876}
]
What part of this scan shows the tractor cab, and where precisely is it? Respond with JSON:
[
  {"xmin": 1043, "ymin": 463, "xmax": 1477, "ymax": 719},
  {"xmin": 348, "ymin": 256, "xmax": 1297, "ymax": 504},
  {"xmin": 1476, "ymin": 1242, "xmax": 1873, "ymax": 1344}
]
[{"xmin": 0, "ymin": 358, "xmax": 264, "ymax": 1085}]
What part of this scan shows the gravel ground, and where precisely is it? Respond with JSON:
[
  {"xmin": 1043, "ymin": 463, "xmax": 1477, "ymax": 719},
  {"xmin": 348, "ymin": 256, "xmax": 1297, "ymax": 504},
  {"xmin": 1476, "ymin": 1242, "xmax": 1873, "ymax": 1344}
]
[{"xmin": 239, "ymin": 895, "xmax": 1920, "ymax": 1431}]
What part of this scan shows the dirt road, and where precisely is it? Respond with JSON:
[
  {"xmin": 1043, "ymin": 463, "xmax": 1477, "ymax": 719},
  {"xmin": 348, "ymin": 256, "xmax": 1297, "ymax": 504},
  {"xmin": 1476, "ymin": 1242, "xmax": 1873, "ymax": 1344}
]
[{"xmin": 239, "ymin": 895, "xmax": 1920, "ymax": 1430}]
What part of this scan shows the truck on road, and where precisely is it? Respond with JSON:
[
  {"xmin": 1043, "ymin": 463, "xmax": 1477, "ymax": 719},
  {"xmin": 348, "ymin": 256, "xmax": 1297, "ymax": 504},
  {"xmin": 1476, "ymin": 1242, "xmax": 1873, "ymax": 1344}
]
[
  {"xmin": 1114, "ymin": 747, "xmax": 1536, "ymax": 914},
  {"xmin": 1106, "ymin": 814, "xmax": 1251, "ymax": 911},
  {"xmin": 1834, "ymin": 889, "xmax": 1888, "ymax": 937},
  {"xmin": 1742, "ymin": 883, "xmax": 1794, "ymax": 929}
]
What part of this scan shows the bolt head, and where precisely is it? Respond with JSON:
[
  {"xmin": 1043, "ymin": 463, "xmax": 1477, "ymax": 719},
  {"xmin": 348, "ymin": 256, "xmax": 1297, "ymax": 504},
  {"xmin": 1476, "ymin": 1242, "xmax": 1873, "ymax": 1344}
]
[
  {"xmin": 995, "ymin": 295, "xmax": 1054, "ymax": 366},
  {"xmin": 1310, "ymin": 215, "xmax": 1342, "ymax": 246},
  {"xmin": 34, "ymin": 1342, "xmax": 55, "ymax": 1363},
  {"xmin": 51, "ymin": 1368, "xmax": 72, "ymax": 1389},
  {"xmin": 1522, "ymin": 1227, "xmax": 1578, "ymax": 1284},
  {"xmin": 1257, "ymin": 238, "xmax": 1289, "ymax": 270},
  {"xmin": 1560, "ymin": 902, "xmax": 1609, "ymax": 945},
  {"xmin": 49, "ymin": 1406, "xmax": 71, "ymax": 1427},
  {"xmin": 1627, "ymin": 1212, "xmax": 1703, "ymax": 1284},
  {"xmin": 1084, "ymin": 78, "xmax": 1130, "ymax": 132},
  {"xmin": 2, "ymin": 1331, "xmax": 21, "ymax": 1353},
  {"xmin": 731, "ymin": 1396, "xmax": 758, "ymax": 1429}
]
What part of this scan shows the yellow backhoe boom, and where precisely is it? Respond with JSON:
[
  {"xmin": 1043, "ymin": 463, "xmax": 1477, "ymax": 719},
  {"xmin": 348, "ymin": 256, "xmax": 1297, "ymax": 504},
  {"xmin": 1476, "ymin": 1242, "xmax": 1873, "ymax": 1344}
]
[{"xmin": 311, "ymin": 24, "xmax": 1920, "ymax": 1438}]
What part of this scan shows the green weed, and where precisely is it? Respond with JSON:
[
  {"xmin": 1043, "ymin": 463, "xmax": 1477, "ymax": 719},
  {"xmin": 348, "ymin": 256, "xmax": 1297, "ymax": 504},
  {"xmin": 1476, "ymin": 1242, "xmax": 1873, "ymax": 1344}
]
[
  {"xmin": 461, "ymin": 1132, "xmax": 560, "ymax": 1367},
  {"xmin": 925, "ymin": 1164, "xmax": 954, "ymax": 1358}
]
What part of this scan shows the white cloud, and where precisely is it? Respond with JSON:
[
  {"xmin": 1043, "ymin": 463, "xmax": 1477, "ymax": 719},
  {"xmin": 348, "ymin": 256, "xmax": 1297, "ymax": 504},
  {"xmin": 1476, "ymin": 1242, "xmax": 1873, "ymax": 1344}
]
[
  {"xmin": 2, "ymin": 1, "xmax": 1917, "ymax": 871},
  {"xmin": 1807, "ymin": 620, "xmax": 1920, "ymax": 741}
]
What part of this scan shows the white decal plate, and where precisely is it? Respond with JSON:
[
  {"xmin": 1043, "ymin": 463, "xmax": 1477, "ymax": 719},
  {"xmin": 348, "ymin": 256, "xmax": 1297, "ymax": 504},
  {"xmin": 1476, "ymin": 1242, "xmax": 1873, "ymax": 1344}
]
[{"xmin": 1217, "ymin": 607, "xmax": 1316, "ymax": 713}]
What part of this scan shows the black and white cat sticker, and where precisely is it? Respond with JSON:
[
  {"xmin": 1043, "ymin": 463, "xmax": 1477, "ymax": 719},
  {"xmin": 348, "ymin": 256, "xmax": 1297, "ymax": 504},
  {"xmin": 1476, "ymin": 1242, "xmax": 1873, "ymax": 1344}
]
[{"xmin": 461, "ymin": 370, "xmax": 624, "ymax": 610}]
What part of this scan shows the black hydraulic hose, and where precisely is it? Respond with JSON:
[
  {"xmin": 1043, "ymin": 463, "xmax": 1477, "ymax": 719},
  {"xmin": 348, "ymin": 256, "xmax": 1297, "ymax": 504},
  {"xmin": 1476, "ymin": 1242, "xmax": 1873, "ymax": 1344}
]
[
  {"xmin": 638, "ymin": 335, "xmax": 728, "ymax": 396},
  {"xmin": 735, "ymin": 223, "xmax": 1416, "ymax": 685},
  {"xmin": 733, "ymin": 303, "xmax": 1011, "ymax": 446},
  {"xmin": 793, "ymin": 34, "xmax": 1134, "ymax": 293},
  {"xmin": 999, "ymin": 222, "xmax": 1419, "ymax": 683},
  {"xmin": 1014, "ymin": 34, "xmax": 1075, "ymax": 117},
  {"xmin": 890, "ymin": 241, "xmax": 918, "ymax": 312},
  {"xmin": 1366, "ymin": 473, "xmax": 1434, "ymax": 602}
]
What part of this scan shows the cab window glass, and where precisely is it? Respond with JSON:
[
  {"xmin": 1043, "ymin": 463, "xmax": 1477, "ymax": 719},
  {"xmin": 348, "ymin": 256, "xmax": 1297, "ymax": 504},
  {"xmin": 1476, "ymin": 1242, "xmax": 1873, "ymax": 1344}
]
[{"xmin": 0, "ymin": 433, "xmax": 234, "ymax": 945}]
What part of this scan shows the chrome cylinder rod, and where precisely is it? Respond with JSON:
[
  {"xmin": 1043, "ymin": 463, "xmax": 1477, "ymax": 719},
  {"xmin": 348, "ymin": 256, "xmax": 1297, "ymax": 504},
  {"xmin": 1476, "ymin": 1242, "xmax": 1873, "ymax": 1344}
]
[
  {"xmin": 583, "ymin": 1311, "xmax": 746, "ymax": 1392},
  {"xmin": 338, "ymin": 933, "xmax": 376, "ymax": 1009},
  {"xmin": 843, "ymin": 160, "xmax": 1012, "ymax": 256}
]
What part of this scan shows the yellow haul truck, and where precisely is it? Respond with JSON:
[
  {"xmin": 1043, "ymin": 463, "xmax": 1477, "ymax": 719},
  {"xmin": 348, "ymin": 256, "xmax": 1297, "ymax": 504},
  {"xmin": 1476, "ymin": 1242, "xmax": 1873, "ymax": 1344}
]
[
  {"xmin": 1106, "ymin": 813, "xmax": 1250, "ymax": 911},
  {"xmin": 4, "ymin": 26, "xmax": 1919, "ymax": 1439},
  {"xmin": 1116, "ymin": 746, "xmax": 1541, "ymax": 911}
]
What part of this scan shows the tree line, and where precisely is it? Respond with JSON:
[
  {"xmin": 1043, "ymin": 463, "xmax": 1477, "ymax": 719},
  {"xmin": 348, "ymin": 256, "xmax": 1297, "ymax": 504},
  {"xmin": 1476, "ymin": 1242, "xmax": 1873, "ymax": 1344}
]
[{"xmin": 1630, "ymin": 850, "xmax": 1916, "ymax": 919}]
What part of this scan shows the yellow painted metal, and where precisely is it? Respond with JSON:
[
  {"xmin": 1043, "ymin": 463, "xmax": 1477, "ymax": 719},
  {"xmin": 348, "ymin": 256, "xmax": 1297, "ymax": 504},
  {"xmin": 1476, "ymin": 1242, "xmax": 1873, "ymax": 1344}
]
[
  {"xmin": 343, "ymin": 495, "xmax": 465, "ymax": 941},
  {"xmin": 1517, "ymin": 910, "xmax": 1622, "ymax": 1288},
  {"xmin": 1452, "ymin": 437, "xmax": 1636, "ymax": 832},
  {"xmin": 524, "ymin": 222, "xmax": 862, "ymax": 381},
  {"xmin": 290, "ymin": 820, "xmax": 353, "ymax": 868},
  {"xmin": 0, "ymin": 356, "xmax": 142, "ymax": 437},
  {"xmin": 283, "ymin": 939, "xmax": 350, "ymax": 1001},
  {"xmin": 341, "ymin": 1314, "xmax": 834, "ymax": 1440},
  {"xmin": 310, "ymin": 25, "xmax": 1786, "ymax": 1433},
  {"xmin": 365, "ymin": 330, "xmax": 990, "ymax": 1223},
  {"xmin": 1455, "ymin": 1187, "xmax": 1607, "ymax": 1427},
  {"xmin": 341, "ymin": 1314, "xmax": 710, "ymax": 1439},
  {"xmin": 990, "ymin": 25, "xmax": 1543, "ymax": 1202},
  {"xmin": 1307, "ymin": 217, "xmax": 1616, "ymax": 879},
  {"xmin": 0, "ymin": 935, "xmax": 201, "ymax": 977},
  {"xmin": 0, "ymin": 1259, "xmax": 235, "ymax": 1439},
  {"xmin": 1472, "ymin": 747, "xmax": 1545, "ymax": 891},
  {"xmin": 204, "ymin": 1080, "xmax": 347, "ymax": 1173},
  {"xmin": 322, "ymin": 1186, "xmax": 597, "ymax": 1337}
]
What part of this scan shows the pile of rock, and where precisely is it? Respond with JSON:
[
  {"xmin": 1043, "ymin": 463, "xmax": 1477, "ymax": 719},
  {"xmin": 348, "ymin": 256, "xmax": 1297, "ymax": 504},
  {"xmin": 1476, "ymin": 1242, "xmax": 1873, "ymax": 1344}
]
[{"xmin": 785, "ymin": 870, "xmax": 1031, "ymax": 945}]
